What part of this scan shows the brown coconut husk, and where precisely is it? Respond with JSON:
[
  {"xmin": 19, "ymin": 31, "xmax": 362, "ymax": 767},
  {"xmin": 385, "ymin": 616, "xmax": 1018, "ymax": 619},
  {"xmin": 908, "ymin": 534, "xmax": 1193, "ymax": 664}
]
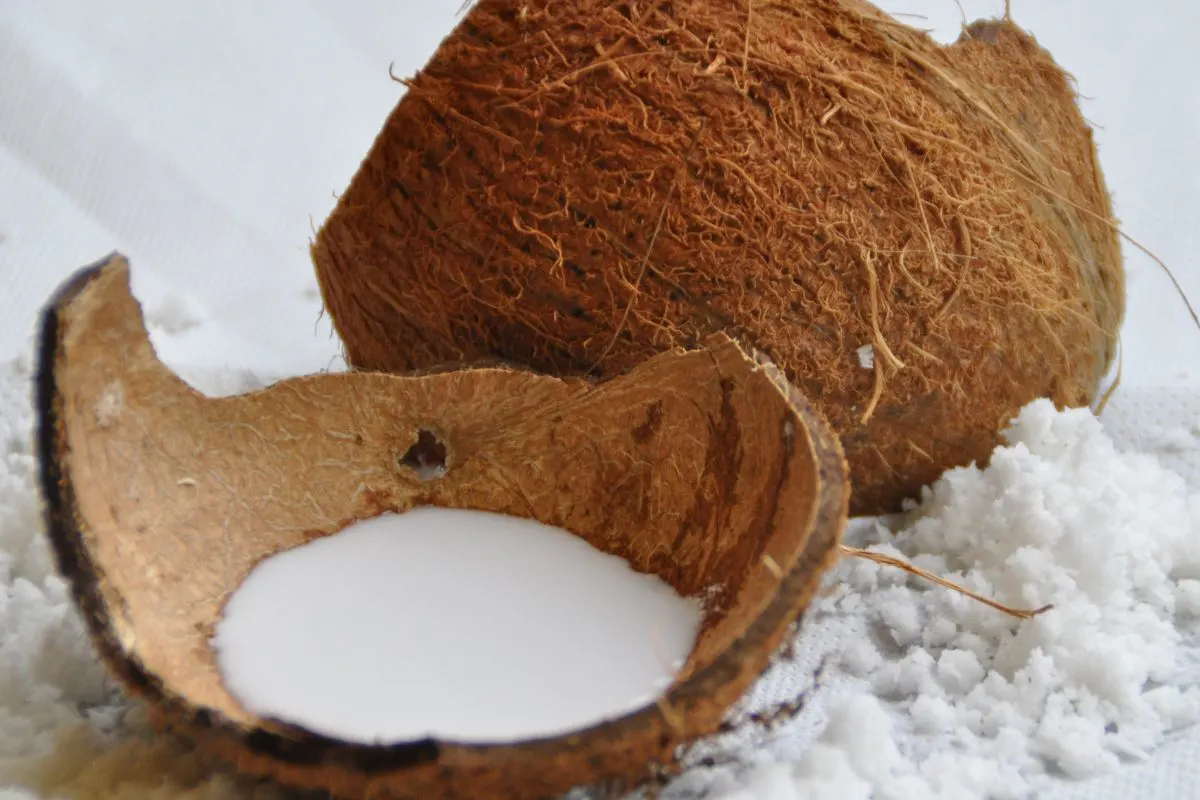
[
  {"xmin": 312, "ymin": 0, "xmax": 1124, "ymax": 515},
  {"xmin": 35, "ymin": 254, "xmax": 848, "ymax": 800}
]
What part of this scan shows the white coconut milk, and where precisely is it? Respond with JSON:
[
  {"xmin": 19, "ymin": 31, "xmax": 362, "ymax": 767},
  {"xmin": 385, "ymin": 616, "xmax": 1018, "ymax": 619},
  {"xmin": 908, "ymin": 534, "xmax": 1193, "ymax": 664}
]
[{"xmin": 211, "ymin": 507, "xmax": 703, "ymax": 744}]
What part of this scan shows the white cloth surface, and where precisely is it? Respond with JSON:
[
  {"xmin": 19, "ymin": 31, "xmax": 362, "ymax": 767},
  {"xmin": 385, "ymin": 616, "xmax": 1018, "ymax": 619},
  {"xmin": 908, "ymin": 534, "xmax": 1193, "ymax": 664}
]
[{"xmin": 2, "ymin": 1, "xmax": 1199, "ymax": 798}]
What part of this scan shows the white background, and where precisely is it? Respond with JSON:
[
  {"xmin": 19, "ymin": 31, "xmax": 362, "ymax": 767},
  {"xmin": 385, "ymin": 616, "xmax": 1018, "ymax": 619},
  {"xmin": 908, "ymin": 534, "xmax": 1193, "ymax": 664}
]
[{"xmin": 2, "ymin": 1, "xmax": 1197, "ymax": 797}]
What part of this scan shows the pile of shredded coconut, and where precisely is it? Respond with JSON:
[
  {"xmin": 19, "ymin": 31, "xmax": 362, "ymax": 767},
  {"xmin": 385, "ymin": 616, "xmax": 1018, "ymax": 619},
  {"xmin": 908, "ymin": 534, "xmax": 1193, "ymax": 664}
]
[
  {"xmin": 667, "ymin": 399, "xmax": 1200, "ymax": 799},
  {"xmin": 2, "ymin": 312, "xmax": 1199, "ymax": 799}
]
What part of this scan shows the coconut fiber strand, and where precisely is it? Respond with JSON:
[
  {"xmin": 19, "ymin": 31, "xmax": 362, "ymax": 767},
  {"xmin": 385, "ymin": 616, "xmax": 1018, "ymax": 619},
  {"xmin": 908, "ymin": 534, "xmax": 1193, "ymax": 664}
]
[{"xmin": 313, "ymin": 0, "xmax": 1123, "ymax": 515}]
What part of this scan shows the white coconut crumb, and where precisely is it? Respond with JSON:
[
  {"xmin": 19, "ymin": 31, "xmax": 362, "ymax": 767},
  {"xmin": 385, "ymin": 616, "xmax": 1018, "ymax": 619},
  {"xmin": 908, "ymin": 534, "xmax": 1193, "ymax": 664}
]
[
  {"xmin": 922, "ymin": 616, "xmax": 958, "ymax": 648},
  {"xmin": 878, "ymin": 590, "xmax": 924, "ymax": 646},
  {"xmin": 729, "ymin": 696, "xmax": 898, "ymax": 800},
  {"xmin": 143, "ymin": 295, "xmax": 203, "ymax": 335},
  {"xmin": 909, "ymin": 693, "xmax": 956, "ymax": 734},
  {"xmin": 935, "ymin": 648, "xmax": 984, "ymax": 694},
  {"xmin": 839, "ymin": 638, "xmax": 882, "ymax": 678},
  {"xmin": 1177, "ymin": 579, "xmax": 1200, "ymax": 617},
  {"xmin": 872, "ymin": 648, "xmax": 938, "ymax": 699},
  {"xmin": 816, "ymin": 695, "xmax": 903, "ymax": 782},
  {"xmin": 855, "ymin": 343, "xmax": 875, "ymax": 369}
]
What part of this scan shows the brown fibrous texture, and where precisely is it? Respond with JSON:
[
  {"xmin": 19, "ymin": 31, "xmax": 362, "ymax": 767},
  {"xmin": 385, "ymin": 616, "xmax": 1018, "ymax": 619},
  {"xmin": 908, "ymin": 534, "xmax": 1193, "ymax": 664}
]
[{"xmin": 313, "ymin": 0, "xmax": 1124, "ymax": 515}]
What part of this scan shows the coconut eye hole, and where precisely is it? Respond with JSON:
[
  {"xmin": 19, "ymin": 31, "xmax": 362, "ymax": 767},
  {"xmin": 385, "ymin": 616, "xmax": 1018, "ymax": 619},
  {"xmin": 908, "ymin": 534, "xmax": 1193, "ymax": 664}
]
[{"xmin": 398, "ymin": 429, "xmax": 448, "ymax": 480}]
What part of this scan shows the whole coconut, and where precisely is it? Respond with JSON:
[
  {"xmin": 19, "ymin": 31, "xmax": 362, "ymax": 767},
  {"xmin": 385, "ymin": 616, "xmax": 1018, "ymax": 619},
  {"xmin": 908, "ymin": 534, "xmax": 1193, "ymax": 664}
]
[{"xmin": 313, "ymin": 0, "xmax": 1124, "ymax": 515}]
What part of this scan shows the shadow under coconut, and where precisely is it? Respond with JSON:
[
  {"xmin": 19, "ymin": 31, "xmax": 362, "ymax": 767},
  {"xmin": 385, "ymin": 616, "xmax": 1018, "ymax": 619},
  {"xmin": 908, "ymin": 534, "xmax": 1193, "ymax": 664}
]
[{"xmin": 33, "ymin": 254, "xmax": 848, "ymax": 799}]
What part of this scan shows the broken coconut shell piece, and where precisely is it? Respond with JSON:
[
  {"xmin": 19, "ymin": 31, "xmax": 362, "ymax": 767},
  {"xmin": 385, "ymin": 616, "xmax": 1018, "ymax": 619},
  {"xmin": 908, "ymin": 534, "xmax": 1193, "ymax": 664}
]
[
  {"xmin": 35, "ymin": 254, "xmax": 848, "ymax": 800},
  {"xmin": 313, "ymin": 0, "xmax": 1125, "ymax": 517}
]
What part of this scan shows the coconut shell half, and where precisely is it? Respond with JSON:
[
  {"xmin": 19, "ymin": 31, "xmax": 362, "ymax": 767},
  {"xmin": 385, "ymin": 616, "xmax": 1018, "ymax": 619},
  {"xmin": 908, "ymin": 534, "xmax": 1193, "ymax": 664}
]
[
  {"xmin": 35, "ymin": 254, "xmax": 848, "ymax": 800},
  {"xmin": 312, "ymin": 0, "xmax": 1124, "ymax": 516}
]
